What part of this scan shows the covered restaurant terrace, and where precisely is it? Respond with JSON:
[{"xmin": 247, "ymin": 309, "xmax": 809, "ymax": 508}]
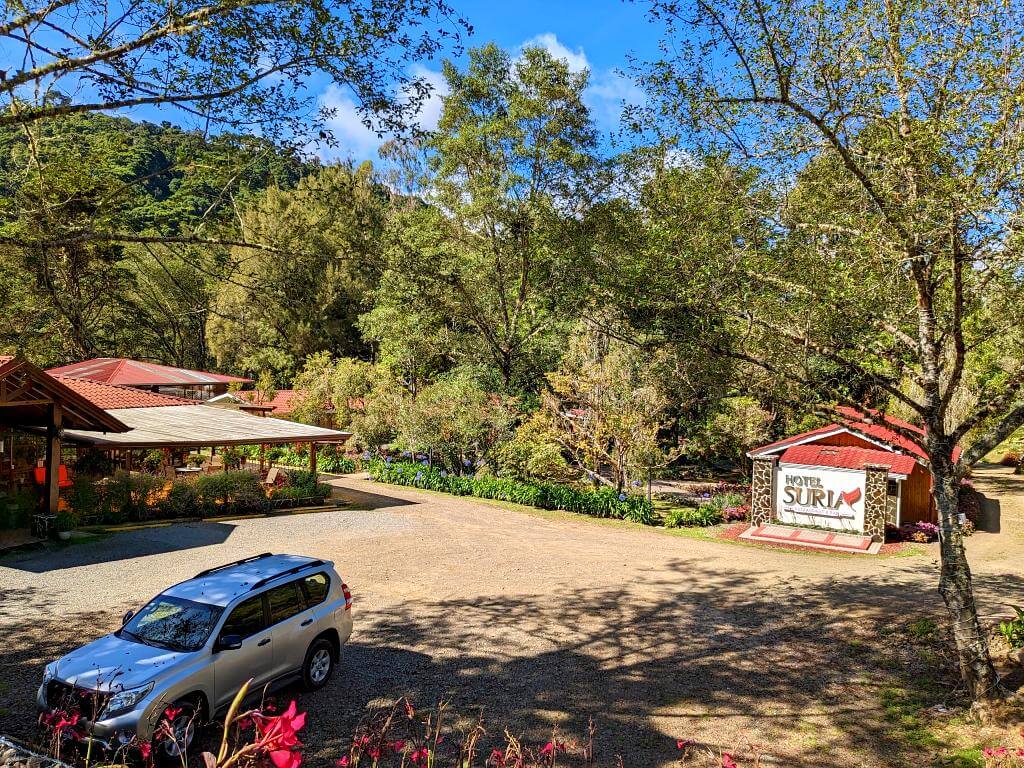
[
  {"xmin": 1, "ymin": 356, "xmax": 351, "ymax": 533},
  {"xmin": 0, "ymin": 356, "xmax": 129, "ymax": 518}
]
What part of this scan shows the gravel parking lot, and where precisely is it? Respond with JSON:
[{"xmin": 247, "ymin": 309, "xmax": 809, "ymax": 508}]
[{"xmin": 2, "ymin": 469, "xmax": 1024, "ymax": 767}]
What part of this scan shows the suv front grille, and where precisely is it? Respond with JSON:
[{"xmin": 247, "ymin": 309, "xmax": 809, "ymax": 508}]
[{"xmin": 46, "ymin": 680, "xmax": 110, "ymax": 721}]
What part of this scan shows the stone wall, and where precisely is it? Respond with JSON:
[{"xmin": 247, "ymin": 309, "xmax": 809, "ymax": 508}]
[
  {"xmin": 863, "ymin": 463, "xmax": 889, "ymax": 542},
  {"xmin": 750, "ymin": 455, "xmax": 776, "ymax": 527}
]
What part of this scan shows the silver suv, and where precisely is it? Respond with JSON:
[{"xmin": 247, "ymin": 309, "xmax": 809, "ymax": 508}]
[{"xmin": 37, "ymin": 553, "xmax": 353, "ymax": 755}]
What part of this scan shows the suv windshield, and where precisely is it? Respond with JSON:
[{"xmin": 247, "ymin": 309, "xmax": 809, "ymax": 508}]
[{"xmin": 121, "ymin": 595, "xmax": 223, "ymax": 652}]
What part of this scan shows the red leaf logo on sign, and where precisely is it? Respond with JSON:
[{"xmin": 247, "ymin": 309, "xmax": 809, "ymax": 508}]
[{"xmin": 841, "ymin": 488, "xmax": 862, "ymax": 506}]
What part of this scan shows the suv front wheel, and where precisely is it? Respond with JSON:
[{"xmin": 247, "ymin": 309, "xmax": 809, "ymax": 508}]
[
  {"xmin": 302, "ymin": 638, "xmax": 334, "ymax": 690},
  {"xmin": 153, "ymin": 699, "xmax": 202, "ymax": 765}
]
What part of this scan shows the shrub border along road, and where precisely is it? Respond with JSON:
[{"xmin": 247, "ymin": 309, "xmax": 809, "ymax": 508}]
[{"xmin": 367, "ymin": 459, "xmax": 654, "ymax": 524}]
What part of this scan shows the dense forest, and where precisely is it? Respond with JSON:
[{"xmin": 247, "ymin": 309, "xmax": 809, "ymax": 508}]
[{"xmin": 4, "ymin": 0, "xmax": 1024, "ymax": 701}]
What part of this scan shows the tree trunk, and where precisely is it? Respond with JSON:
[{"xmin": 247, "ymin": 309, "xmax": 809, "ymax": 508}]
[{"xmin": 933, "ymin": 463, "xmax": 1002, "ymax": 701}]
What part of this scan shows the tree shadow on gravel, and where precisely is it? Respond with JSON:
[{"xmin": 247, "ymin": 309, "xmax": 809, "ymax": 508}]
[
  {"xmin": 1, "ymin": 522, "xmax": 237, "ymax": 573},
  {"xmin": 5, "ymin": 560, "xmax": 1024, "ymax": 768},
  {"xmin": 289, "ymin": 560, "xmax": 1024, "ymax": 768}
]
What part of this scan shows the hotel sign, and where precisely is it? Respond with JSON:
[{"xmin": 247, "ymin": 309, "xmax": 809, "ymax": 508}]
[{"xmin": 775, "ymin": 465, "xmax": 866, "ymax": 532}]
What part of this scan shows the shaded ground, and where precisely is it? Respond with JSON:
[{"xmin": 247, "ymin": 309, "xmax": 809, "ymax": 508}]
[{"xmin": 2, "ymin": 466, "xmax": 1023, "ymax": 766}]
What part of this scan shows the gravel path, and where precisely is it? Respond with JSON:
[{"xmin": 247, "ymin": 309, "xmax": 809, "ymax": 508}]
[{"xmin": 2, "ymin": 467, "xmax": 1023, "ymax": 767}]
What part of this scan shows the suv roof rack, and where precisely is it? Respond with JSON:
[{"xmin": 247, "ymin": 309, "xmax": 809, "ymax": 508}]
[
  {"xmin": 249, "ymin": 559, "xmax": 325, "ymax": 592},
  {"xmin": 195, "ymin": 552, "xmax": 274, "ymax": 579}
]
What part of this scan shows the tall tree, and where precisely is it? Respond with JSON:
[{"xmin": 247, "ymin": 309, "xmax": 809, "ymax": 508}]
[
  {"xmin": 208, "ymin": 163, "xmax": 392, "ymax": 374},
  {"xmin": 639, "ymin": 0, "xmax": 1024, "ymax": 701},
  {"xmin": 377, "ymin": 43, "xmax": 601, "ymax": 389}
]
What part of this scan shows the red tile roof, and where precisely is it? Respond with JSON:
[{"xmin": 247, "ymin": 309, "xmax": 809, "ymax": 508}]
[
  {"xmin": 53, "ymin": 376, "xmax": 199, "ymax": 409},
  {"xmin": 780, "ymin": 444, "xmax": 918, "ymax": 476},
  {"xmin": 246, "ymin": 389, "xmax": 346, "ymax": 415},
  {"xmin": 47, "ymin": 358, "xmax": 251, "ymax": 387}
]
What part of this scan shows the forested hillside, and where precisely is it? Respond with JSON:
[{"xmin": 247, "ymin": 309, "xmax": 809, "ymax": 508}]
[{"xmin": 0, "ymin": 113, "xmax": 311, "ymax": 367}]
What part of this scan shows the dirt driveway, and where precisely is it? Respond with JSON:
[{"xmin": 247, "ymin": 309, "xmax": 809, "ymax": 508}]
[{"xmin": 2, "ymin": 466, "xmax": 1023, "ymax": 767}]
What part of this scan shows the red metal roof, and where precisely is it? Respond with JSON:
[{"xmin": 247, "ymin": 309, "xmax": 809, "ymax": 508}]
[
  {"xmin": 53, "ymin": 376, "xmax": 199, "ymax": 409},
  {"xmin": 780, "ymin": 444, "xmax": 918, "ymax": 476},
  {"xmin": 751, "ymin": 406, "xmax": 942, "ymax": 460},
  {"xmin": 46, "ymin": 358, "xmax": 251, "ymax": 387}
]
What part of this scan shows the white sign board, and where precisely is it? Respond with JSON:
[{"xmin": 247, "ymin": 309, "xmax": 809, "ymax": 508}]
[{"xmin": 774, "ymin": 464, "xmax": 866, "ymax": 533}]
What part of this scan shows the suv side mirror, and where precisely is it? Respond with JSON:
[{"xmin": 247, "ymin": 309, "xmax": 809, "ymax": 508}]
[
  {"xmin": 216, "ymin": 634, "xmax": 243, "ymax": 652},
  {"xmin": 122, "ymin": 610, "xmax": 134, "ymax": 625}
]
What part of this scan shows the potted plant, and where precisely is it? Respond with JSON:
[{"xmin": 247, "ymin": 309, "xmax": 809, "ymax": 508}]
[{"xmin": 55, "ymin": 510, "xmax": 77, "ymax": 540}]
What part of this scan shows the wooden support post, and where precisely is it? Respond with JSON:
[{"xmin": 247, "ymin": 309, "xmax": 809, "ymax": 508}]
[
  {"xmin": 309, "ymin": 442, "xmax": 317, "ymax": 474},
  {"xmin": 44, "ymin": 403, "xmax": 62, "ymax": 515}
]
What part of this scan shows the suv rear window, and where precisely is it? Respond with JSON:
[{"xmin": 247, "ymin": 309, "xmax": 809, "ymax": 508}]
[
  {"xmin": 222, "ymin": 595, "xmax": 265, "ymax": 639},
  {"xmin": 301, "ymin": 573, "xmax": 330, "ymax": 607},
  {"xmin": 266, "ymin": 581, "xmax": 305, "ymax": 625}
]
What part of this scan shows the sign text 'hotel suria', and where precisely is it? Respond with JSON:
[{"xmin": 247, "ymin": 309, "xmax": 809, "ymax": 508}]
[{"xmin": 781, "ymin": 474, "xmax": 862, "ymax": 519}]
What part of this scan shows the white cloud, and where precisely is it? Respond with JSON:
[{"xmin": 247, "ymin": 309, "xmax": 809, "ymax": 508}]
[
  {"xmin": 520, "ymin": 32, "xmax": 590, "ymax": 73},
  {"xmin": 520, "ymin": 33, "xmax": 645, "ymax": 134},
  {"xmin": 585, "ymin": 69, "xmax": 646, "ymax": 131},
  {"xmin": 317, "ymin": 84, "xmax": 385, "ymax": 161},
  {"xmin": 406, "ymin": 64, "xmax": 449, "ymax": 133},
  {"xmin": 316, "ymin": 66, "xmax": 447, "ymax": 161}
]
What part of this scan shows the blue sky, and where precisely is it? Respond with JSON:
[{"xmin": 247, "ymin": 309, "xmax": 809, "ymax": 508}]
[
  {"xmin": 0, "ymin": 0, "xmax": 663, "ymax": 161},
  {"xmin": 316, "ymin": 0, "xmax": 663, "ymax": 161}
]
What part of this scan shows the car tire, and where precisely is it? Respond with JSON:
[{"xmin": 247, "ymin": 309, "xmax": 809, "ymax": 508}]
[
  {"xmin": 153, "ymin": 699, "xmax": 203, "ymax": 766},
  {"xmin": 301, "ymin": 638, "xmax": 335, "ymax": 691}
]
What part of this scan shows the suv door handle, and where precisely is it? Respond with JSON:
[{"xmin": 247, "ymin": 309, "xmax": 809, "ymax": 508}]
[
  {"xmin": 258, "ymin": 638, "xmax": 271, "ymax": 647},
  {"xmin": 300, "ymin": 618, "xmax": 313, "ymax": 627}
]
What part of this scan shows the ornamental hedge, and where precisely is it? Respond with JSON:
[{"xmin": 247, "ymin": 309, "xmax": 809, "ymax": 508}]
[
  {"xmin": 368, "ymin": 459, "xmax": 654, "ymax": 525},
  {"xmin": 275, "ymin": 445, "xmax": 356, "ymax": 474}
]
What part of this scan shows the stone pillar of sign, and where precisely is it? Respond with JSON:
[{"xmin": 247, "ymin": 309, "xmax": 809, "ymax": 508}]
[
  {"xmin": 750, "ymin": 455, "xmax": 777, "ymax": 527},
  {"xmin": 863, "ymin": 463, "xmax": 890, "ymax": 542}
]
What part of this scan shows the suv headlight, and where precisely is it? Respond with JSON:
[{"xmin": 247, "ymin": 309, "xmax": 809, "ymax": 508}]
[{"xmin": 105, "ymin": 682, "xmax": 154, "ymax": 716}]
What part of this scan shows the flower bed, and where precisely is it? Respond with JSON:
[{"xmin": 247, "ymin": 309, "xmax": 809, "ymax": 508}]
[{"xmin": 368, "ymin": 459, "xmax": 654, "ymax": 525}]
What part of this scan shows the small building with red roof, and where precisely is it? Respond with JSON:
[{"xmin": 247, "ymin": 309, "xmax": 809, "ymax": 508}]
[
  {"xmin": 46, "ymin": 358, "xmax": 251, "ymax": 401},
  {"xmin": 747, "ymin": 407, "xmax": 941, "ymax": 541}
]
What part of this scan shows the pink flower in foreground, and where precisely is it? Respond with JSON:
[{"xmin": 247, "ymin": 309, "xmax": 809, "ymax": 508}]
[
  {"xmin": 163, "ymin": 706, "xmax": 183, "ymax": 722},
  {"xmin": 334, "ymin": 758, "xmax": 349, "ymax": 767},
  {"xmin": 677, "ymin": 739, "xmax": 696, "ymax": 750},
  {"xmin": 721, "ymin": 752, "xmax": 738, "ymax": 768},
  {"xmin": 410, "ymin": 747, "xmax": 430, "ymax": 766}
]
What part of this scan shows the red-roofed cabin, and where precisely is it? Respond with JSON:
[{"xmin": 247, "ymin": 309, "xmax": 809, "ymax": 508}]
[
  {"xmin": 45, "ymin": 358, "xmax": 251, "ymax": 401},
  {"xmin": 748, "ymin": 407, "xmax": 943, "ymax": 532}
]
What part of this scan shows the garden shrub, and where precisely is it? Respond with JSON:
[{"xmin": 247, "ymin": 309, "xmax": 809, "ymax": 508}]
[
  {"xmin": 0, "ymin": 490, "xmax": 35, "ymax": 529},
  {"xmin": 157, "ymin": 481, "xmax": 201, "ymax": 519},
  {"xmin": 893, "ymin": 521, "xmax": 941, "ymax": 543},
  {"xmin": 220, "ymin": 446, "xmax": 246, "ymax": 470},
  {"xmin": 999, "ymin": 606, "xmax": 1024, "ymax": 649},
  {"xmin": 664, "ymin": 505, "xmax": 723, "ymax": 528},
  {"xmin": 368, "ymin": 459, "xmax": 654, "ymax": 524},
  {"xmin": 721, "ymin": 504, "xmax": 750, "ymax": 522},
  {"xmin": 73, "ymin": 449, "xmax": 114, "ymax": 478},
  {"xmin": 275, "ymin": 445, "xmax": 355, "ymax": 473},
  {"xmin": 99, "ymin": 471, "xmax": 165, "ymax": 523},
  {"xmin": 141, "ymin": 449, "xmax": 165, "ymax": 472},
  {"xmin": 999, "ymin": 451, "xmax": 1021, "ymax": 467},
  {"xmin": 196, "ymin": 471, "xmax": 268, "ymax": 514},
  {"xmin": 67, "ymin": 475, "xmax": 101, "ymax": 521}
]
